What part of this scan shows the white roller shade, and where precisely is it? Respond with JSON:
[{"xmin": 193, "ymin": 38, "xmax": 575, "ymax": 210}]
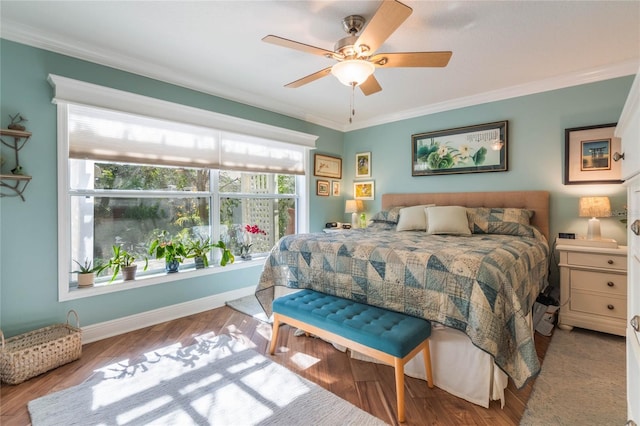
[
  {"xmin": 220, "ymin": 132, "xmax": 305, "ymax": 175},
  {"xmin": 68, "ymin": 104, "xmax": 220, "ymax": 169}
]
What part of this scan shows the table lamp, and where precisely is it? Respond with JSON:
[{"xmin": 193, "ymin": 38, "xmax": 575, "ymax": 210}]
[
  {"xmin": 345, "ymin": 199, "xmax": 364, "ymax": 228},
  {"xmin": 579, "ymin": 196, "xmax": 611, "ymax": 240}
]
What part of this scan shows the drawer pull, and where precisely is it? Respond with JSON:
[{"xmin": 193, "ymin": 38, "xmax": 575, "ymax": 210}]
[
  {"xmin": 632, "ymin": 219, "xmax": 640, "ymax": 236},
  {"xmin": 607, "ymin": 259, "xmax": 614, "ymax": 265},
  {"xmin": 631, "ymin": 315, "xmax": 640, "ymax": 332},
  {"xmin": 607, "ymin": 281, "xmax": 614, "ymax": 287},
  {"xmin": 607, "ymin": 304, "xmax": 614, "ymax": 310}
]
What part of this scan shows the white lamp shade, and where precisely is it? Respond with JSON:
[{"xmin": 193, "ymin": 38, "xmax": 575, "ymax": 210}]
[
  {"xmin": 345, "ymin": 199, "xmax": 363, "ymax": 213},
  {"xmin": 331, "ymin": 60, "xmax": 375, "ymax": 86}
]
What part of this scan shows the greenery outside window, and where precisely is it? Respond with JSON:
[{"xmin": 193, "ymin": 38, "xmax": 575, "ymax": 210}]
[{"xmin": 51, "ymin": 75, "xmax": 317, "ymax": 301}]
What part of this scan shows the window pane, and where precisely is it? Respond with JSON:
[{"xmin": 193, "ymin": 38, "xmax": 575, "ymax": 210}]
[
  {"xmin": 70, "ymin": 160, "xmax": 210, "ymax": 191},
  {"xmin": 220, "ymin": 197, "xmax": 296, "ymax": 256},
  {"xmin": 71, "ymin": 196, "xmax": 211, "ymax": 277},
  {"xmin": 218, "ymin": 171, "xmax": 295, "ymax": 194}
]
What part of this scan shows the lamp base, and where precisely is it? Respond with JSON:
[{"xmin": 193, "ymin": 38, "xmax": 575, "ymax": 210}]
[
  {"xmin": 351, "ymin": 212, "xmax": 358, "ymax": 229},
  {"xmin": 586, "ymin": 217, "xmax": 601, "ymax": 240}
]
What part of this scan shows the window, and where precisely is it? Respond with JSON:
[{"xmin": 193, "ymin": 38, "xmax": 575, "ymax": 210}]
[{"xmin": 51, "ymin": 75, "xmax": 316, "ymax": 301}]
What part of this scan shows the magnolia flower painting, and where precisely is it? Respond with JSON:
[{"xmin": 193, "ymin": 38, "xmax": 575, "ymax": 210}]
[{"xmin": 411, "ymin": 121, "xmax": 508, "ymax": 176}]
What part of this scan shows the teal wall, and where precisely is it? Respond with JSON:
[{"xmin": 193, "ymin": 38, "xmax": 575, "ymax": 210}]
[
  {"xmin": 0, "ymin": 40, "xmax": 343, "ymax": 336},
  {"xmin": 0, "ymin": 39, "xmax": 633, "ymax": 337},
  {"xmin": 341, "ymin": 77, "xmax": 633, "ymax": 288}
]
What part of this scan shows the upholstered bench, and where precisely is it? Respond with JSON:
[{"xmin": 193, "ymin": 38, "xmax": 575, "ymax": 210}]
[{"xmin": 269, "ymin": 289, "xmax": 433, "ymax": 423}]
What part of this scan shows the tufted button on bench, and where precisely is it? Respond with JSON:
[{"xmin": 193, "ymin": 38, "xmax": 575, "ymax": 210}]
[{"xmin": 269, "ymin": 289, "xmax": 433, "ymax": 423}]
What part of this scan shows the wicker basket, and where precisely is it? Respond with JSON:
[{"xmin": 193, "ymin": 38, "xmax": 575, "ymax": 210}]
[{"xmin": 0, "ymin": 310, "xmax": 82, "ymax": 385}]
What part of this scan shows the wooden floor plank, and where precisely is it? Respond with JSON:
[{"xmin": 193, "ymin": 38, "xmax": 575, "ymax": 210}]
[{"xmin": 0, "ymin": 305, "xmax": 550, "ymax": 425}]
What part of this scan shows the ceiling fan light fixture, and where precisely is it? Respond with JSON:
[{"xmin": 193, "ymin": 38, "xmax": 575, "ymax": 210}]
[{"xmin": 331, "ymin": 60, "xmax": 375, "ymax": 87}]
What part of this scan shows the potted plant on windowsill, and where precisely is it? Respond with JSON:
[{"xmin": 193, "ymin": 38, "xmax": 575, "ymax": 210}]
[
  {"xmin": 186, "ymin": 237, "xmax": 235, "ymax": 268},
  {"xmin": 103, "ymin": 245, "xmax": 148, "ymax": 282},
  {"xmin": 72, "ymin": 258, "xmax": 104, "ymax": 288},
  {"xmin": 149, "ymin": 232, "xmax": 188, "ymax": 273}
]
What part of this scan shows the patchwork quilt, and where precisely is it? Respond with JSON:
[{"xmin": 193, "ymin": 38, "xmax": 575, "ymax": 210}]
[{"xmin": 255, "ymin": 228, "xmax": 549, "ymax": 388}]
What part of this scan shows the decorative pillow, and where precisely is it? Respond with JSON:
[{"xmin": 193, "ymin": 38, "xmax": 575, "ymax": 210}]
[
  {"xmin": 367, "ymin": 221, "xmax": 397, "ymax": 231},
  {"xmin": 466, "ymin": 207, "xmax": 536, "ymax": 237},
  {"xmin": 396, "ymin": 204, "xmax": 436, "ymax": 231},
  {"xmin": 426, "ymin": 206, "xmax": 472, "ymax": 235},
  {"xmin": 370, "ymin": 206, "xmax": 404, "ymax": 224}
]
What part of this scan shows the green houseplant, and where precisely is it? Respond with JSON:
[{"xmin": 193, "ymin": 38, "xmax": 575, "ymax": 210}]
[
  {"xmin": 72, "ymin": 258, "xmax": 104, "ymax": 287},
  {"xmin": 186, "ymin": 237, "xmax": 235, "ymax": 268},
  {"xmin": 103, "ymin": 245, "xmax": 148, "ymax": 282},
  {"xmin": 149, "ymin": 232, "xmax": 188, "ymax": 273}
]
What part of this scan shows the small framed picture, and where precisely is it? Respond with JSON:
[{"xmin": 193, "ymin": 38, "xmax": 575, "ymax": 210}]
[
  {"xmin": 316, "ymin": 179, "xmax": 330, "ymax": 196},
  {"xmin": 314, "ymin": 154, "xmax": 342, "ymax": 179},
  {"xmin": 354, "ymin": 180, "xmax": 374, "ymax": 200},
  {"xmin": 355, "ymin": 152, "xmax": 371, "ymax": 178},
  {"xmin": 564, "ymin": 123, "xmax": 622, "ymax": 184},
  {"xmin": 332, "ymin": 181, "xmax": 341, "ymax": 196}
]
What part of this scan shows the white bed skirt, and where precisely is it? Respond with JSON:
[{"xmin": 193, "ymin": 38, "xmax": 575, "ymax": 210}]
[{"xmin": 350, "ymin": 323, "xmax": 508, "ymax": 408}]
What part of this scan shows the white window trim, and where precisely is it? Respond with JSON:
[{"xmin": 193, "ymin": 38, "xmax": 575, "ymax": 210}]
[{"xmin": 52, "ymin": 75, "xmax": 317, "ymax": 302}]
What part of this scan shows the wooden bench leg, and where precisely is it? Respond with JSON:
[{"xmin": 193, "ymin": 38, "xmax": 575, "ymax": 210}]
[
  {"xmin": 269, "ymin": 314, "xmax": 281, "ymax": 355},
  {"xmin": 394, "ymin": 357, "xmax": 406, "ymax": 423},
  {"xmin": 423, "ymin": 340, "xmax": 434, "ymax": 389}
]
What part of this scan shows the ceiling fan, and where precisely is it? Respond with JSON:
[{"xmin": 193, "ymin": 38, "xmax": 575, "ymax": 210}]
[{"xmin": 262, "ymin": 0, "xmax": 452, "ymax": 97}]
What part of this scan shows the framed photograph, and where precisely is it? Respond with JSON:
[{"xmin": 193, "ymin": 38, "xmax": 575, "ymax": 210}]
[
  {"xmin": 564, "ymin": 123, "xmax": 622, "ymax": 184},
  {"xmin": 411, "ymin": 121, "xmax": 508, "ymax": 176},
  {"xmin": 332, "ymin": 180, "xmax": 341, "ymax": 196},
  {"xmin": 316, "ymin": 179, "xmax": 330, "ymax": 196},
  {"xmin": 355, "ymin": 152, "xmax": 371, "ymax": 178},
  {"xmin": 314, "ymin": 154, "xmax": 342, "ymax": 179},
  {"xmin": 354, "ymin": 180, "xmax": 374, "ymax": 200}
]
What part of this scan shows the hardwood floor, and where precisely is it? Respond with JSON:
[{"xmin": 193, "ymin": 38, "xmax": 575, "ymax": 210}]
[{"xmin": 0, "ymin": 306, "xmax": 550, "ymax": 425}]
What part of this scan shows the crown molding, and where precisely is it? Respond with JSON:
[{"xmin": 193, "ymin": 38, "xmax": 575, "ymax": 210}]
[
  {"xmin": 3, "ymin": 21, "xmax": 637, "ymax": 133},
  {"xmin": 346, "ymin": 59, "xmax": 640, "ymax": 132}
]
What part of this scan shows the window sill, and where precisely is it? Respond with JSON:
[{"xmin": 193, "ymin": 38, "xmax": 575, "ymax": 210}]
[{"xmin": 60, "ymin": 257, "xmax": 266, "ymax": 301}]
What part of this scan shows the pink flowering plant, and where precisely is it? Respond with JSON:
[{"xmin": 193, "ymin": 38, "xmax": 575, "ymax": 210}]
[{"xmin": 240, "ymin": 224, "xmax": 267, "ymax": 259}]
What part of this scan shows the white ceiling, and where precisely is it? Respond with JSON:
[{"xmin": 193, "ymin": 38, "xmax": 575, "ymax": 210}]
[{"xmin": 1, "ymin": 1, "xmax": 639, "ymax": 131}]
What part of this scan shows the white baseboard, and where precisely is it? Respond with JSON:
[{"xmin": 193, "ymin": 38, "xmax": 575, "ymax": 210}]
[{"xmin": 81, "ymin": 285, "xmax": 255, "ymax": 344}]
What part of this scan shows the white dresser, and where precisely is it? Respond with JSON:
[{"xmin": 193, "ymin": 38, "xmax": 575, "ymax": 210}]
[{"xmin": 615, "ymin": 67, "xmax": 640, "ymax": 425}]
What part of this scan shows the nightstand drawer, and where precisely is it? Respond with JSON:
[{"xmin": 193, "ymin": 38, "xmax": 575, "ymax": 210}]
[
  {"xmin": 569, "ymin": 270, "xmax": 626, "ymax": 296},
  {"xmin": 567, "ymin": 251, "xmax": 626, "ymax": 270},
  {"xmin": 571, "ymin": 291, "xmax": 627, "ymax": 319}
]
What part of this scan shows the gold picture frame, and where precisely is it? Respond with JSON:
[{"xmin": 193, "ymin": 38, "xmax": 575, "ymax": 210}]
[
  {"xmin": 314, "ymin": 154, "xmax": 342, "ymax": 179},
  {"xmin": 316, "ymin": 179, "xmax": 330, "ymax": 196},
  {"xmin": 355, "ymin": 152, "xmax": 371, "ymax": 178}
]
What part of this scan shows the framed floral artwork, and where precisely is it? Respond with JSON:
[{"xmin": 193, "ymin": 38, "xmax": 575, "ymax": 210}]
[
  {"xmin": 411, "ymin": 121, "xmax": 508, "ymax": 176},
  {"xmin": 355, "ymin": 152, "xmax": 371, "ymax": 178},
  {"xmin": 314, "ymin": 154, "xmax": 342, "ymax": 179},
  {"xmin": 316, "ymin": 179, "xmax": 330, "ymax": 196},
  {"xmin": 332, "ymin": 180, "xmax": 341, "ymax": 196},
  {"xmin": 564, "ymin": 123, "xmax": 622, "ymax": 184},
  {"xmin": 354, "ymin": 180, "xmax": 374, "ymax": 200}
]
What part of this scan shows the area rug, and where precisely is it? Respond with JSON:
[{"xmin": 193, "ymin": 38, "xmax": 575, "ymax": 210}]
[
  {"xmin": 521, "ymin": 328, "xmax": 626, "ymax": 425},
  {"xmin": 226, "ymin": 294, "xmax": 272, "ymax": 323},
  {"xmin": 28, "ymin": 334, "xmax": 384, "ymax": 426}
]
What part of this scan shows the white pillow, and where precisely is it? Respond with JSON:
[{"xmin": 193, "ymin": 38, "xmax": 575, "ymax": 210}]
[
  {"xmin": 426, "ymin": 206, "xmax": 472, "ymax": 235},
  {"xmin": 396, "ymin": 204, "xmax": 435, "ymax": 231}
]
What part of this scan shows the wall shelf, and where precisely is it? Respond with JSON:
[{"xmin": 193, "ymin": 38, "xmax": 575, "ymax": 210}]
[{"xmin": 0, "ymin": 128, "xmax": 32, "ymax": 201}]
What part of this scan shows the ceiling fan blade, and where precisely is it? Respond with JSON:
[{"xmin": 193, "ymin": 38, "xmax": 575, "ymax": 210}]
[
  {"xmin": 284, "ymin": 67, "xmax": 333, "ymax": 88},
  {"xmin": 262, "ymin": 35, "xmax": 334, "ymax": 58},
  {"xmin": 370, "ymin": 51, "xmax": 452, "ymax": 68},
  {"xmin": 359, "ymin": 75, "xmax": 382, "ymax": 96},
  {"xmin": 355, "ymin": 0, "xmax": 412, "ymax": 56}
]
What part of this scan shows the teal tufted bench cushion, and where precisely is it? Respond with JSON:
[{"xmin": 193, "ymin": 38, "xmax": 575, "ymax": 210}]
[{"xmin": 272, "ymin": 289, "xmax": 431, "ymax": 358}]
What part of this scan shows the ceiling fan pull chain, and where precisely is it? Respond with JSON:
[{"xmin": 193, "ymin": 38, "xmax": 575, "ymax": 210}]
[{"xmin": 349, "ymin": 82, "xmax": 356, "ymax": 124}]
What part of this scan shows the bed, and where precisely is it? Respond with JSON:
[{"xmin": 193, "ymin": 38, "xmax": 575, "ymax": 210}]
[{"xmin": 256, "ymin": 190, "xmax": 550, "ymax": 408}]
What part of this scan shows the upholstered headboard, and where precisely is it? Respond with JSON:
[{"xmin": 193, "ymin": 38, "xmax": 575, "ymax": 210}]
[{"xmin": 381, "ymin": 191, "xmax": 550, "ymax": 242}]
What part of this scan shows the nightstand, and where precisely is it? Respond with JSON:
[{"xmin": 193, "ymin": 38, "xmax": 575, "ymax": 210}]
[{"xmin": 557, "ymin": 244, "xmax": 627, "ymax": 336}]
